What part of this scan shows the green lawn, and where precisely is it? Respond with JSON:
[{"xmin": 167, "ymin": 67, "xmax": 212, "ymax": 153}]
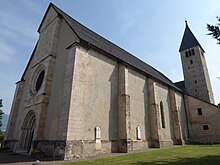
[{"xmin": 64, "ymin": 145, "xmax": 220, "ymax": 165}]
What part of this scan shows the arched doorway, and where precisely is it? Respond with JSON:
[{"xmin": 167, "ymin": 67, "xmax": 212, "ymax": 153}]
[{"xmin": 19, "ymin": 110, "xmax": 36, "ymax": 152}]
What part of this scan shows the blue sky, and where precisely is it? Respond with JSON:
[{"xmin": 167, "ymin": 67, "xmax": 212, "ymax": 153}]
[{"xmin": 0, "ymin": 0, "xmax": 220, "ymax": 114}]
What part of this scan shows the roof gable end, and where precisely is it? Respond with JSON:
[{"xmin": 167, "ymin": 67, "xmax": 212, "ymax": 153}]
[
  {"xmin": 37, "ymin": 3, "xmax": 182, "ymax": 91},
  {"xmin": 38, "ymin": 3, "xmax": 58, "ymax": 33}
]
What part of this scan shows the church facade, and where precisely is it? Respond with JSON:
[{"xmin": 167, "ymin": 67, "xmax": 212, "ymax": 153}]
[{"xmin": 4, "ymin": 3, "xmax": 220, "ymax": 160}]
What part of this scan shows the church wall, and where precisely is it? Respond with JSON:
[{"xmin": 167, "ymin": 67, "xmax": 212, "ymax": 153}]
[
  {"xmin": 175, "ymin": 92, "xmax": 188, "ymax": 142},
  {"xmin": 43, "ymin": 18, "xmax": 79, "ymax": 140},
  {"xmin": 154, "ymin": 83, "xmax": 173, "ymax": 146},
  {"xmin": 4, "ymin": 81, "xmax": 24, "ymax": 141},
  {"xmin": 34, "ymin": 7, "xmax": 59, "ymax": 65},
  {"xmin": 127, "ymin": 68, "xmax": 149, "ymax": 150},
  {"xmin": 186, "ymin": 95, "xmax": 220, "ymax": 143},
  {"xmin": 64, "ymin": 46, "xmax": 119, "ymax": 158},
  {"xmin": 19, "ymin": 7, "xmax": 62, "ymax": 142},
  {"xmin": 10, "ymin": 56, "xmax": 36, "ymax": 144},
  {"xmin": 4, "ymin": 8, "xmax": 80, "ymax": 154},
  {"xmin": 8, "ymin": 10, "xmax": 59, "ymax": 152}
]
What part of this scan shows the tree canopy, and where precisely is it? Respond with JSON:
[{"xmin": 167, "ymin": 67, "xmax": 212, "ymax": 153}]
[
  {"xmin": 207, "ymin": 17, "xmax": 220, "ymax": 44},
  {"xmin": 0, "ymin": 99, "xmax": 4, "ymax": 131}
]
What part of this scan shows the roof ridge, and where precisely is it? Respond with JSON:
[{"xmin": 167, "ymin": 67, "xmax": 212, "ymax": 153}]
[{"xmin": 38, "ymin": 3, "xmax": 181, "ymax": 91}]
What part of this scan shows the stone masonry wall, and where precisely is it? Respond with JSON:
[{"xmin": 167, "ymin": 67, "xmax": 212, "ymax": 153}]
[{"xmin": 185, "ymin": 95, "xmax": 220, "ymax": 143}]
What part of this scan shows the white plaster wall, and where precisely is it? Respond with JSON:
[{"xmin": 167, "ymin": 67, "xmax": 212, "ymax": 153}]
[
  {"xmin": 127, "ymin": 69, "xmax": 148, "ymax": 141},
  {"xmin": 67, "ymin": 47, "xmax": 118, "ymax": 141}
]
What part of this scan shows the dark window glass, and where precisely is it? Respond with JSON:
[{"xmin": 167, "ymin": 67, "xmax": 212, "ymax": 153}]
[
  {"xmin": 35, "ymin": 70, "xmax": 45, "ymax": 92},
  {"xmin": 160, "ymin": 101, "xmax": 166, "ymax": 128},
  {"xmin": 195, "ymin": 80, "xmax": 197, "ymax": 84},
  {"xmin": 203, "ymin": 125, "xmax": 209, "ymax": 130},
  {"xmin": 190, "ymin": 60, "xmax": 193, "ymax": 64},
  {"xmin": 197, "ymin": 108, "xmax": 202, "ymax": 115},
  {"xmin": 185, "ymin": 51, "xmax": 188, "ymax": 57},
  {"xmin": 192, "ymin": 49, "xmax": 195, "ymax": 55},
  {"xmin": 189, "ymin": 50, "xmax": 192, "ymax": 56}
]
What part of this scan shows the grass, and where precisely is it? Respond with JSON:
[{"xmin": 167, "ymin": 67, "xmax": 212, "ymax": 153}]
[{"xmin": 64, "ymin": 144, "xmax": 220, "ymax": 165}]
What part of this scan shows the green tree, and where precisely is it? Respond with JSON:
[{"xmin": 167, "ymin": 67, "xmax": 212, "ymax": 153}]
[
  {"xmin": 207, "ymin": 17, "xmax": 220, "ymax": 44},
  {"xmin": 0, "ymin": 99, "xmax": 4, "ymax": 131}
]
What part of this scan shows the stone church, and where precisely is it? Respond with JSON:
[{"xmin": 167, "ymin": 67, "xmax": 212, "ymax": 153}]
[{"xmin": 4, "ymin": 3, "xmax": 220, "ymax": 160}]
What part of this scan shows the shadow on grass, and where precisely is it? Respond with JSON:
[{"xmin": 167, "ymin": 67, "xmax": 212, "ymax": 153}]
[
  {"xmin": 0, "ymin": 151, "xmax": 61, "ymax": 164},
  {"xmin": 135, "ymin": 155, "xmax": 220, "ymax": 165}
]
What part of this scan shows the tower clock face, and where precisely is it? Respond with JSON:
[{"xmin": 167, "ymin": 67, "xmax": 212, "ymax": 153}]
[{"xmin": 35, "ymin": 70, "xmax": 45, "ymax": 92}]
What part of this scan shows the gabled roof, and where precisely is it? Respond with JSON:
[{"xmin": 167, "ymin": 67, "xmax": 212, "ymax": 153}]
[
  {"xmin": 174, "ymin": 81, "xmax": 185, "ymax": 92},
  {"xmin": 179, "ymin": 21, "xmax": 205, "ymax": 52},
  {"xmin": 35, "ymin": 3, "xmax": 182, "ymax": 91}
]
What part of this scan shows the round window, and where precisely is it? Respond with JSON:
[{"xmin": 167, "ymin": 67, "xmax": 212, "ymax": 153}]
[{"xmin": 35, "ymin": 70, "xmax": 45, "ymax": 92}]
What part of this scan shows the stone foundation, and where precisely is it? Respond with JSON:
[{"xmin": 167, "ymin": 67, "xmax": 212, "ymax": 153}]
[
  {"xmin": 148, "ymin": 139, "xmax": 174, "ymax": 148},
  {"xmin": 31, "ymin": 139, "xmax": 155, "ymax": 159},
  {"xmin": 4, "ymin": 139, "xmax": 180, "ymax": 160},
  {"xmin": 3, "ymin": 140, "xmax": 17, "ymax": 151},
  {"xmin": 33, "ymin": 140, "xmax": 66, "ymax": 159}
]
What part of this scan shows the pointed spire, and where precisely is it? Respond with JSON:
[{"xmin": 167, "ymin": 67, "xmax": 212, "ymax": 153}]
[{"xmin": 179, "ymin": 21, "xmax": 204, "ymax": 52}]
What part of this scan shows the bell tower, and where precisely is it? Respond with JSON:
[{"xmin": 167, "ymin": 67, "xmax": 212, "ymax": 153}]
[{"xmin": 179, "ymin": 21, "xmax": 215, "ymax": 104}]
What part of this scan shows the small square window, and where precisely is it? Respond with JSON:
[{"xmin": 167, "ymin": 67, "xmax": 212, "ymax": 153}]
[
  {"xmin": 197, "ymin": 108, "xmax": 202, "ymax": 115},
  {"xmin": 203, "ymin": 125, "xmax": 209, "ymax": 130}
]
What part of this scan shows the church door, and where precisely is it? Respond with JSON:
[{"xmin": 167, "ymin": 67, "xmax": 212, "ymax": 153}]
[{"xmin": 19, "ymin": 111, "xmax": 36, "ymax": 152}]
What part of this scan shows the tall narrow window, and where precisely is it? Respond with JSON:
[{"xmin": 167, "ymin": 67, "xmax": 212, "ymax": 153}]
[
  {"xmin": 197, "ymin": 108, "xmax": 202, "ymax": 115},
  {"xmin": 189, "ymin": 50, "xmax": 192, "ymax": 56},
  {"xmin": 95, "ymin": 126, "xmax": 101, "ymax": 150},
  {"xmin": 185, "ymin": 51, "xmax": 188, "ymax": 57},
  {"xmin": 191, "ymin": 49, "xmax": 195, "ymax": 55},
  {"xmin": 160, "ymin": 101, "xmax": 166, "ymax": 128},
  {"xmin": 190, "ymin": 60, "xmax": 193, "ymax": 64},
  {"xmin": 95, "ymin": 126, "xmax": 101, "ymax": 142},
  {"xmin": 136, "ymin": 125, "xmax": 141, "ymax": 140}
]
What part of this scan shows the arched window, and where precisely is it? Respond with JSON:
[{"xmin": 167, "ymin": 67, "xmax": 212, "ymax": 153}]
[
  {"xmin": 185, "ymin": 51, "xmax": 188, "ymax": 57},
  {"xmin": 95, "ymin": 126, "xmax": 102, "ymax": 150},
  {"xmin": 95, "ymin": 126, "xmax": 101, "ymax": 142},
  {"xmin": 191, "ymin": 49, "xmax": 195, "ymax": 55},
  {"xmin": 189, "ymin": 50, "xmax": 192, "ymax": 56},
  {"xmin": 136, "ymin": 125, "xmax": 141, "ymax": 140},
  {"xmin": 160, "ymin": 101, "xmax": 166, "ymax": 128}
]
